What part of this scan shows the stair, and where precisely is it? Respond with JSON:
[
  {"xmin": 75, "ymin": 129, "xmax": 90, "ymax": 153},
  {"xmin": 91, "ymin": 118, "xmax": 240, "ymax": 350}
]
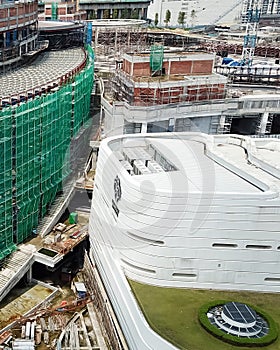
[{"xmin": 0, "ymin": 247, "xmax": 35, "ymax": 302}]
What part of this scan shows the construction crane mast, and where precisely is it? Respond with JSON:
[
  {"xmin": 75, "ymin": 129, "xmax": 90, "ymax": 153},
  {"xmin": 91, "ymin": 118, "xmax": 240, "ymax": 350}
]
[{"xmin": 241, "ymin": 0, "xmax": 261, "ymax": 66}]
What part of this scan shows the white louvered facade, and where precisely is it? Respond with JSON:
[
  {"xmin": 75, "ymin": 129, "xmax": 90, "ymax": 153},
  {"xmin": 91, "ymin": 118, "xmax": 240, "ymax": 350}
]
[{"xmin": 89, "ymin": 133, "xmax": 280, "ymax": 292}]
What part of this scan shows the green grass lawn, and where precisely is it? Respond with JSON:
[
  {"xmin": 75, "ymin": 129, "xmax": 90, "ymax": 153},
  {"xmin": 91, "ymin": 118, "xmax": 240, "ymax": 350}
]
[{"xmin": 129, "ymin": 280, "xmax": 280, "ymax": 350}]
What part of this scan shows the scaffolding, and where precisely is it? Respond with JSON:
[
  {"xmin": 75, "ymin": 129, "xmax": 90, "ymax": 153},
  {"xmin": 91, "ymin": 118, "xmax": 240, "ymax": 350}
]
[
  {"xmin": 93, "ymin": 24, "xmax": 148, "ymax": 73},
  {"xmin": 0, "ymin": 46, "xmax": 94, "ymax": 259},
  {"xmin": 112, "ymin": 72, "xmax": 226, "ymax": 107}
]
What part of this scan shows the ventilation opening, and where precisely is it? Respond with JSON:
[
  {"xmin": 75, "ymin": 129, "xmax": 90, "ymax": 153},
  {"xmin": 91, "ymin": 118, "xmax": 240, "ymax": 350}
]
[
  {"xmin": 271, "ymin": 114, "xmax": 280, "ymax": 134},
  {"xmin": 121, "ymin": 259, "xmax": 156, "ymax": 274},
  {"xmin": 128, "ymin": 231, "xmax": 164, "ymax": 245},
  {"xmin": 172, "ymin": 273, "xmax": 197, "ymax": 278},
  {"xmin": 246, "ymin": 244, "xmax": 272, "ymax": 249},
  {"xmin": 230, "ymin": 116, "xmax": 258, "ymax": 135},
  {"xmin": 212, "ymin": 243, "xmax": 238, "ymax": 248}
]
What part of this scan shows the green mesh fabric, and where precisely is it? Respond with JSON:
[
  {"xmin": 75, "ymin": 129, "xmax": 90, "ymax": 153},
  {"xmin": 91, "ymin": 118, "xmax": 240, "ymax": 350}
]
[
  {"xmin": 150, "ymin": 45, "xmax": 164, "ymax": 72},
  {"xmin": 0, "ymin": 46, "xmax": 94, "ymax": 259},
  {"xmin": 0, "ymin": 107, "xmax": 16, "ymax": 258}
]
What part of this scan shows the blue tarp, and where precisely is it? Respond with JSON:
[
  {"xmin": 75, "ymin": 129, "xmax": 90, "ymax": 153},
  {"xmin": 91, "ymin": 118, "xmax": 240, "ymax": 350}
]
[{"xmin": 222, "ymin": 57, "xmax": 234, "ymax": 65}]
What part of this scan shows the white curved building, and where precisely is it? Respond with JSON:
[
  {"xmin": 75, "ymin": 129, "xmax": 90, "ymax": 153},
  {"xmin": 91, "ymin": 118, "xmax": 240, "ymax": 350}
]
[{"xmin": 90, "ymin": 132, "xmax": 280, "ymax": 292}]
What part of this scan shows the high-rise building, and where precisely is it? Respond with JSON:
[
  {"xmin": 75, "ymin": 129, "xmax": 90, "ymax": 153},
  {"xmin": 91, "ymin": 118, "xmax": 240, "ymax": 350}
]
[{"xmin": 242, "ymin": 0, "xmax": 280, "ymax": 19}]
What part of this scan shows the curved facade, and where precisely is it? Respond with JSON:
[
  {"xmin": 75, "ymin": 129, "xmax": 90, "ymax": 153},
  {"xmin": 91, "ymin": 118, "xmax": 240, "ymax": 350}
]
[
  {"xmin": 0, "ymin": 0, "xmax": 38, "ymax": 67},
  {"xmin": 90, "ymin": 132, "xmax": 280, "ymax": 292},
  {"xmin": 0, "ymin": 45, "xmax": 94, "ymax": 260}
]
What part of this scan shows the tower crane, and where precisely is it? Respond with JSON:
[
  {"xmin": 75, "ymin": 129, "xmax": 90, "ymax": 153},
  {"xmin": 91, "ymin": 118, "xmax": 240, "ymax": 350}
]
[{"xmin": 241, "ymin": 0, "xmax": 261, "ymax": 66}]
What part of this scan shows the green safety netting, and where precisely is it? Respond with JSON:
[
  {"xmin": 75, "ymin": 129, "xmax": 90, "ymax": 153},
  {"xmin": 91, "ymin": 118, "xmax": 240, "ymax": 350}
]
[
  {"xmin": 150, "ymin": 45, "xmax": 164, "ymax": 72},
  {"xmin": 73, "ymin": 61, "xmax": 94, "ymax": 136},
  {"xmin": 0, "ymin": 47, "xmax": 94, "ymax": 259},
  {"xmin": 51, "ymin": 2, "xmax": 58, "ymax": 20},
  {"xmin": 15, "ymin": 98, "xmax": 41, "ymax": 242},
  {"xmin": 0, "ymin": 107, "xmax": 16, "ymax": 259}
]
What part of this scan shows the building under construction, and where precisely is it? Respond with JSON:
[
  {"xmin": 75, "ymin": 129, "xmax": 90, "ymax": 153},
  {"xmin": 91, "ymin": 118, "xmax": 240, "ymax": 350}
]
[
  {"xmin": 112, "ymin": 48, "xmax": 227, "ymax": 106},
  {"xmin": 0, "ymin": 2, "xmax": 94, "ymax": 261},
  {"xmin": 99, "ymin": 30, "xmax": 279, "ymax": 138},
  {"xmin": 91, "ymin": 19, "xmax": 148, "ymax": 73},
  {"xmin": 102, "ymin": 46, "xmax": 229, "ymax": 135}
]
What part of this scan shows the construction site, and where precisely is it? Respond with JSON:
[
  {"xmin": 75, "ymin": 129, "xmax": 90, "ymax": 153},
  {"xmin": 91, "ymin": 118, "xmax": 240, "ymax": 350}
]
[
  {"xmin": 88, "ymin": 16, "xmax": 279, "ymax": 137},
  {"xmin": 0, "ymin": 205, "xmax": 128, "ymax": 350},
  {"xmin": 0, "ymin": 1, "xmax": 279, "ymax": 347}
]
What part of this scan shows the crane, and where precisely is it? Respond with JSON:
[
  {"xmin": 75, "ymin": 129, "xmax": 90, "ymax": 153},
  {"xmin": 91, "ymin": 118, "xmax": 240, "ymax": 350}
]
[{"xmin": 241, "ymin": 0, "xmax": 261, "ymax": 66}]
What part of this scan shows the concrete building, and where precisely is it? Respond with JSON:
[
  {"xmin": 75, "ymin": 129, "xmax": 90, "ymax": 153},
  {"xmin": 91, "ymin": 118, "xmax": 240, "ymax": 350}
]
[
  {"xmin": 101, "ymin": 49, "xmax": 280, "ymax": 137},
  {"xmin": 0, "ymin": 0, "xmax": 38, "ymax": 68},
  {"xmin": 103, "ymin": 91, "xmax": 280, "ymax": 137},
  {"xmin": 104, "ymin": 49, "xmax": 229, "ymax": 135},
  {"xmin": 78, "ymin": 0, "xmax": 151, "ymax": 20},
  {"xmin": 241, "ymin": 0, "xmax": 280, "ymax": 26},
  {"xmin": 38, "ymin": 0, "xmax": 87, "ymax": 21},
  {"xmin": 0, "ymin": 13, "xmax": 94, "ymax": 261},
  {"xmin": 89, "ymin": 132, "xmax": 280, "ymax": 348},
  {"xmin": 242, "ymin": 0, "xmax": 280, "ymax": 19}
]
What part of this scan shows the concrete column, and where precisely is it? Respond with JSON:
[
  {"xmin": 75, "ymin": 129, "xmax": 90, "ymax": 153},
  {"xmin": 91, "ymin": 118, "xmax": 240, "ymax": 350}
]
[
  {"xmin": 143, "ymin": 7, "xmax": 148, "ymax": 20},
  {"xmin": 97, "ymin": 9, "xmax": 103, "ymax": 19},
  {"xmin": 94, "ymin": 27, "xmax": 99, "ymax": 50},
  {"xmin": 130, "ymin": 59, "xmax": 133, "ymax": 76},
  {"xmin": 27, "ymin": 266, "xmax": 32, "ymax": 283},
  {"xmin": 168, "ymin": 60, "xmax": 171, "ymax": 75},
  {"xmin": 115, "ymin": 28, "xmax": 118, "ymax": 52},
  {"xmin": 259, "ymin": 111, "xmax": 269, "ymax": 134},
  {"xmin": 141, "ymin": 122, "xmax": 147, "ymax": 133}
]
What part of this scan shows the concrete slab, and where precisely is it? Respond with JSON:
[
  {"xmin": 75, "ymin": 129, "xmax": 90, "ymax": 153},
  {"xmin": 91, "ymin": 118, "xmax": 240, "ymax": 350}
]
[{"xmin": 0, "ymin": 283, "xmax": 54, "ymax": 331}]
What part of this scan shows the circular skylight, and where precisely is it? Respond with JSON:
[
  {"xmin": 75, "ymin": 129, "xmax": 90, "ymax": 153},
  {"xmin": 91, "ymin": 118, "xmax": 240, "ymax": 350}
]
[{"xmin": 207, "ymin": 302, "xmax": 269, "ymax": 338}]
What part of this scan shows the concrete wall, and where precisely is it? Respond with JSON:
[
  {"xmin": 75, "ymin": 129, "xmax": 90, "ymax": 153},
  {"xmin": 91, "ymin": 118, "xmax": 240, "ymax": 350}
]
[{"xmin": 102, "ymin": 94, "xmax": 280, "ymax": 137}]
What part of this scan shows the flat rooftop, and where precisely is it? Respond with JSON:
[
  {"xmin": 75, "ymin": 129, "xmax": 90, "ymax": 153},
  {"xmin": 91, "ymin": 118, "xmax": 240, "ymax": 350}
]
[
  {"xmin": 38, "ymin": 20, "xmax": 84, "ymax": 31},
  {"xmin": 87, "ymin": 19, "xmax": 146, "ymax": 27},
  {"xmin": 123, "ymin": 51, "xmax": 214, "ymax": 61},
  {"xmin": 108, "ymin": 133, "xmax": 280, "ymax": 196}
]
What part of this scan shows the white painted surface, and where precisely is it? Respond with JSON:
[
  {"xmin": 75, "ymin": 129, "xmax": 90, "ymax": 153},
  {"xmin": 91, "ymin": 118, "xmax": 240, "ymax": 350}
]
[{"xmin": 90, "ymin": 133, "xmax": 280, "ymax": 293}]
